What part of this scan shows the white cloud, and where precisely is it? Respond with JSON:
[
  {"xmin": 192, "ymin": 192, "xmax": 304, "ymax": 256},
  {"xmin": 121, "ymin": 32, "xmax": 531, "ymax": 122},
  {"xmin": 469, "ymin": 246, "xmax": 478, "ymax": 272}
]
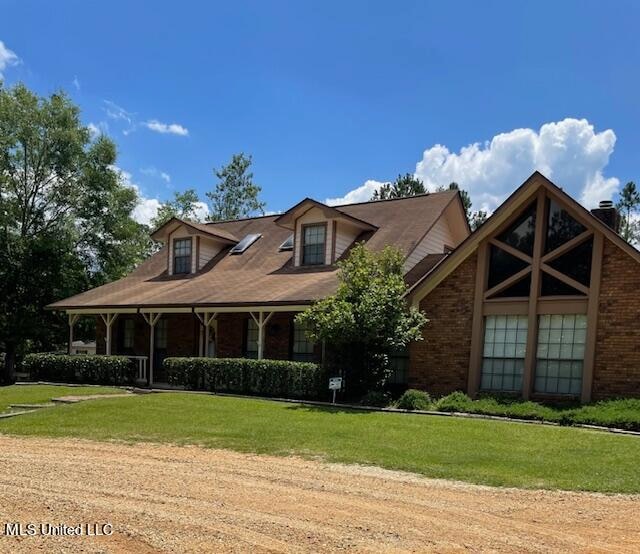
[
  {"xmin": 415, "ymin": 118, "xmax": 618, "ymax": 211},
  {"xmin": 104, "ymin": 100, "xmax": 134, "ymax": 124},
  {"xmin": 143, "ymin": 119, "xmax": 189, "ymax": 136},
  {"xmin": 329, "ymin": 118, "xmax": 619, "ymax": 212},
  {"xmin": 72, "ymin": 76, "xmax": 80, "ymax": 91},
  {"xmin": 0, "ymin": 40, "xmax": 19, "ymax": 79},
  {"xmin": 193, "ymin": 201, "xmax": 210, "ymax": 221},
  {"xmin": 325, "ymin": 180, "xmax": 387, "ymax": 206},
  {"xmin": 110, "ymin": 165, "xmax": 161, "ymax": 226},
  {"xmin": 140, "ymin": 166, "xmax": 171, "ymax": 183},
  {"xmin": 87, "ymin": 121, "xmax": 109, "ymax": 140}
]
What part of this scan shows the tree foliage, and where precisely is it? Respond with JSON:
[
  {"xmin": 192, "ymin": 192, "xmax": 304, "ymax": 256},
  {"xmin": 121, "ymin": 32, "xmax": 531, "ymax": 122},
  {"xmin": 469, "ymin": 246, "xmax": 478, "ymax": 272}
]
[
  {"xmin": 206, "ymin": 153, "xmax": 265, "ymax": 221},
  {"xmin": 616, "ymin": 181, "xmax": 640, "ymax": 244},
  {"xmin": 150, "ymin": 188, "xmax": 202, "ymax": 229},
  {"xmin": 0, "ymin": 83, "xmax": 150, "ymax": 381},
  {"xmin": 371, "ymin": 173, "xmax": 426, "ymax": 200},
  {"xmin": 296, "ymin": 243, "xmax": 428, "ymax": 394}
]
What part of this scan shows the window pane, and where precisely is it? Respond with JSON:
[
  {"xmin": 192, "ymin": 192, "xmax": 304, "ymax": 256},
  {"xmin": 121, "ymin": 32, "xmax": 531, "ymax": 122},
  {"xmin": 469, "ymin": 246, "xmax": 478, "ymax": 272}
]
[
  {"xmin": 534, "ymin": 314, "xmax": 586, "ymax": 394},
  {"xmin": 487, "ymin": 245, "xmax": 529, "ymax": 289},
  {"xmin": 292, "ymin": 320, "xmax": 315, "ymax": 362},
  {"xmin": 496, "ymin": 201, "xmax": 536, "ymax": 255},
  {"xmin": 302, "ymin": 225, "xmax": 326, "ymax": 265},
  {"xmin": 123, "ymin": 319, "xmax": 135, "ymax": 349},
  {"xmin": 545, "ymin": 199, "xmax": 586, "ymax": 254},
  {"xmin": 173, "ymin": 238, "xmax": 192, "ymax": 274},
  {"xmin": 155, "ymin": 319, "xmax": 167, "ymax": 348},
  {"xmin": 244, "ymin": 318, "xmax": 258, "ymax": 358},
  {"xmin": 541, "ymin": 272, "xmax": 585, "ymax": 296},
  {"xmin": 490, "ymin": 274, "xmax": 531, "ymax": 298},
  {"xmin": 547, "ymin": 237, "xmax": 593, "ymax": 287},
  {"xmin": 480, "ymin": 315, "xmax": 527, "ymax": 392}
]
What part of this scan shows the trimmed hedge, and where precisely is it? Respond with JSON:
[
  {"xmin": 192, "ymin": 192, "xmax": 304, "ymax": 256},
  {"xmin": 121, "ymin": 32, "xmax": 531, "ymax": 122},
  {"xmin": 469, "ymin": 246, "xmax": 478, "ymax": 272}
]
[
  {"xmin": 395, "ymin": 389, "xmax": 432, "ymax": 411},
  {"xmin": 164, "ymin": 357, "xmax": 324, "ymax": 399},
  {"xmin": 22, "ymin": 353, "xmax": 136, "ymax": 386}
]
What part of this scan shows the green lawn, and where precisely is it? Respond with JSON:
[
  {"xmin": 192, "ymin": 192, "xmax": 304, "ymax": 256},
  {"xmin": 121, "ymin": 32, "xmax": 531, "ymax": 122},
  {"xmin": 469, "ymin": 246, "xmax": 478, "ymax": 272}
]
[
  {"xmin": 0, "ymin": 384, "xmax": 122, "ymax": 413},
  {"xmin": 0, "ymin": 387, "xmax": 639, "ymax": 493}
]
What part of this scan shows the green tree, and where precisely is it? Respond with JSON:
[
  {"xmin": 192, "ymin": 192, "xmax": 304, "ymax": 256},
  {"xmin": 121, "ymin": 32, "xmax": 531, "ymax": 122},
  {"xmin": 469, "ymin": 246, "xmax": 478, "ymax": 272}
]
[
  {"xmin": 296, "ymin": 243, "xmax": 428, "ymax": 395},
  {"xmin": 206, "ymin": 153, "xmax": 265, "ymax": 221},
  {"xmin": 616, "ymin": 181, "xmax": 640, "ymax": 244},
  {"xmin": 371, "ymin": 173, "xmax": 426, "ymax": 201},
  {"xmin": 150, "ymin": 188, "xmax": 202, "ymax": 229},
  {"xmin": 436, "ymin": 182, "xmax": 487, "ymax": 230},
  {"xmin": 0, "ymin": 83, "xmax": 150, "ymax": 382}
]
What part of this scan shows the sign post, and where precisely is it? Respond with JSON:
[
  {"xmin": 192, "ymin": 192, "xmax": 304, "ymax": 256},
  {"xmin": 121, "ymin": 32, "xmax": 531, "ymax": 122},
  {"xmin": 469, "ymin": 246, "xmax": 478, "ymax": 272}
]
[{"xmin": 328, "ymin": 377, "xmax": 343, "ymax": 404}]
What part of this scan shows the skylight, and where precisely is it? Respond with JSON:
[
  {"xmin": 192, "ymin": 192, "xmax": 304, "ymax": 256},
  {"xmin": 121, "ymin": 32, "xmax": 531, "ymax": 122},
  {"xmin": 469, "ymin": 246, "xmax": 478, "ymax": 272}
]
[
  {"xmin": 279, "ymin": 234, "xmax": 294, "ymax": 251},
  {"xmin": 230, "ymin": 233, "xmax": 262, "ymax": 254}
]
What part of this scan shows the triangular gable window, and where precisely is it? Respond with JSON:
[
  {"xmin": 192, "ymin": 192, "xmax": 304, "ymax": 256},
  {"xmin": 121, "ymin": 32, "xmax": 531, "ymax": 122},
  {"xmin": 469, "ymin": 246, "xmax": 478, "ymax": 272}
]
[
  {"xmin": 545, "ymin": 199, "xmax": 586, "ymax": 253},
  {"xmin": 487, "ymin": 245, "xmax": 529, "ymax": 289},
  {"xmin": 489, "ymin": 273, "xmax": 531, "ymax": 299},
  {"xmin": 496, "ymin": 201, "xmax": 536, "ymax": 256},
  {"xmin": 540, "ymin": 272, "xmax": 586, "ymax": 296},
  {"xmin": 547, "ymin": 237, "xmax": 593, "ymax": 287}
]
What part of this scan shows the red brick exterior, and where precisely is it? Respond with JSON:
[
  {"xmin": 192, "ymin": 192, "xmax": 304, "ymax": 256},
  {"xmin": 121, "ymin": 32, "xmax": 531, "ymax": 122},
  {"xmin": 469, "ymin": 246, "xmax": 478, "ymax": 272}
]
[
  {"xmin": 592, "ymin": 240, "xmax": 640, "ymax": 399},
  {"xmin": 408, "ymin": 253, "xmax": 477, "ymax": 396},
  {"xmin": 95, "ymin": 311, "xmax": 320, "ymax": 380}
]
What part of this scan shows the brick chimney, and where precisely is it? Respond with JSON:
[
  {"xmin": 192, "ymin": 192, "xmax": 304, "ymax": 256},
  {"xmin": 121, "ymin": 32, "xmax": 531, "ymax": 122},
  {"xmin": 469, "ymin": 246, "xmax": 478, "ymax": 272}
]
[{"xmin": 591, "ymin": 200, "xmax": 620, "ymax": 233}]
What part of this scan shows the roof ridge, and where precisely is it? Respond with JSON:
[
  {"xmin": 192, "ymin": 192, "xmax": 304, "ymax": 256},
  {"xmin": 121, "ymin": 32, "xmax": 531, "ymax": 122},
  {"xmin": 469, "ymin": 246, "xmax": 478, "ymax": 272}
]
[{"xmin": 332, "ymin": 189, "xmax": 456, "ymax": 209}]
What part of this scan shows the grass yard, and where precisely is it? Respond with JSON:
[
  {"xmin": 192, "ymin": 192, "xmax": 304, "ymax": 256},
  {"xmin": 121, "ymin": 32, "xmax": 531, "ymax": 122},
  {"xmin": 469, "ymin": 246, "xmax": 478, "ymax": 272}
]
[
  {"xmin": 0, "ymin": 384, "xmax": 122, "ymax": 413},
  {"xmin": 0, "ymin": 386, "xmax": 639, "ymax": 493}
]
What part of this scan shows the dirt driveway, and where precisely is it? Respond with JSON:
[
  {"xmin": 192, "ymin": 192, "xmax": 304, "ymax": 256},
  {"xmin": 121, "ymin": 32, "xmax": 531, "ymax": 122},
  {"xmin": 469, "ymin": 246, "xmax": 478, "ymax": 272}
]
[{"xmin": 0, "ymin": 435, "xmax": 638, "ymax": 553}]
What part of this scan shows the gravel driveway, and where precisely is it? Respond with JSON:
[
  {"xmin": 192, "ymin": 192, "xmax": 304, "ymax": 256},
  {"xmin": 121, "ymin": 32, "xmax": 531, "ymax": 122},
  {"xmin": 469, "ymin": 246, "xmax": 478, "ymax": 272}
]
[{"xmin": 0, "ymin": 435, "xmax": 638, "ymax": 553}]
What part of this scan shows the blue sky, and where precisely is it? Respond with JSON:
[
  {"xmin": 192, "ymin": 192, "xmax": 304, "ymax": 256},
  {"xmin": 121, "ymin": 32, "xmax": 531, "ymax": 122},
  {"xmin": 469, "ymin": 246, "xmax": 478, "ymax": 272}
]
[{"xmin": 1, "ymin": 0, "xmax": 639, "ymax": 223}]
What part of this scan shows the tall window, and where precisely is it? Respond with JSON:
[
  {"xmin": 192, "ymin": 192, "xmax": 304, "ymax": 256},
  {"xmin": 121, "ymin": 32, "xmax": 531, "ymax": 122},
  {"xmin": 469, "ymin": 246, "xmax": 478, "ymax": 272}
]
[
  {"xmin": 123, "ymin": 319, "xmax": 135, "ymax": 349},
  {"xmin": 302, "ymin": 224, "xmax": 326, "ymax": 265},
  {"xmin": 155, "ymin": 319, "xmax": 167, "ymax": 349},
  {"xmin": 244, "ymin": 318, "xmax": 258, "ymax": 358},
  {"xmin": 173, "ymin": 238, "xmax": 192, "ymax": 274},
  {"xmin": 535, "ymin": 314, "xmax": 586, "ymax": 395},
  {"xmin": 481, "ymin": 315, "xmax": 528, "ymax": 392},
  {"xmin": 292, "ymin": 320, "xmax": 315, "ymax": 362}
]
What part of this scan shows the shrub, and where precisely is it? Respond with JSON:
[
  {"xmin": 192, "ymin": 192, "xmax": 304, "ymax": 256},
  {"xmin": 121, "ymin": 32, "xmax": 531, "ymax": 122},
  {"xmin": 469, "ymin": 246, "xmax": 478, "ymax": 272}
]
[
  {"xmin": 570, "ymin": 398, "xmax": 640, "ymax": 431},
  {"xmin": 22, "ymin": 353, "xmax": 135, "ymax": 385},
  {"xmin": 164, "ymin": 357, "xmax": 324, "ymax": 399},
  {"xmin": 396, "ymin": 389, "xmax": 432, "ymax": 411},
  {"xmin": 360, "ymin": 390, "xmax": 392, "ymax": 407},
  {"xmin": 435, "ymin": 391, "xmax": 474, "ymax": 412}
]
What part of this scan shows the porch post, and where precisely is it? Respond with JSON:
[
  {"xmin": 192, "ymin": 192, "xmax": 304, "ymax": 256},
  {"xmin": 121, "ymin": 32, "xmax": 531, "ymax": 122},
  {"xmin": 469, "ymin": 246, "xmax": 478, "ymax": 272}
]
[
  {"xmin": 142, "ymin": 312, "xmax": 162, "ymax": 386},
  {"xmin": 100, "ymin": 313, "xmax": 119, "ymax": 356},
  {"xmin": 67, "ymin": 314, "xmax": 79, "ymax": 355},
  {"xmin": 251, "ymin": 311, "xmax": 274, "ymax": 360}
]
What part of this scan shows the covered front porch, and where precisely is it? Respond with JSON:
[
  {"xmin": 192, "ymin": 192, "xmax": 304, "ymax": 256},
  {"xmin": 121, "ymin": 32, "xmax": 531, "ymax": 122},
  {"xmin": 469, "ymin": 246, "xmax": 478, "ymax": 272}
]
[{"xmin": 64, "ymin": 305, "xmax": 320, "ymax": 386}]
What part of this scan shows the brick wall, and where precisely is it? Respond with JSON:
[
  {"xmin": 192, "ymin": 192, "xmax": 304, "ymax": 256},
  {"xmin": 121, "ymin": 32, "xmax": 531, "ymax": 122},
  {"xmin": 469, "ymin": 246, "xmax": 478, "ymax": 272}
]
[
  {"xmin": 408, "ymin": 253, "xmax": 477, "ymax": 396},
  {"xmin": 97, "ymin": 311, "xmax": 321, "ymax": 363},
  {"xmin": 592, "ymin": 240, "xmax": 640, "ymax": 399}
]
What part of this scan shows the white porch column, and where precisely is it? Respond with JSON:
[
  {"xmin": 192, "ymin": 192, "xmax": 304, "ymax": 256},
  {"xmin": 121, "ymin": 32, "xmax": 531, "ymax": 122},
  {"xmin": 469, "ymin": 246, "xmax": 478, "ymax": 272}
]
[
  {"xmin": 250, "ymin": 311, "xmax": 274, "ymax": 360},
  {"xmin": 67, "ymin": 314, "xmax": 79, "ymax": 355},
  {"xmin": 193, "ymin": 311, "xmax": 218, "ymax": 358},
  {"xmin": 142, "ymin": 312, "xmax": 162, "ymax": 386},
  {"xmin": 100, "ymin": 313, "xmax": 119, "ymax": 356}
]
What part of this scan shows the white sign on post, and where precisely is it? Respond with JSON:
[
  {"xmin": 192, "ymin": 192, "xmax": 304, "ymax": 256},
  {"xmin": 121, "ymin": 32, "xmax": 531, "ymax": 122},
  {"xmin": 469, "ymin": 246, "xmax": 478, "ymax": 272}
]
[{"xmin": 329, "ymin": 377, "xmax": 342, "ymax": 404}]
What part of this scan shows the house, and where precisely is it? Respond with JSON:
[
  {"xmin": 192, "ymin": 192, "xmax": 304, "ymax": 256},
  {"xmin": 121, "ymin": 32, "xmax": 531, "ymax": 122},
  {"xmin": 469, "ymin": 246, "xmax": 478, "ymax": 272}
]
[
  {"xmin": 48, "ymin": 171, "xmax": 640, "ymax": 402},
  {"xmin": 49, "ymin": 189, "xmax": 469, "ymax": 385},
  {"xmin": 407, "ymin": 172, "xmax": 640, "ymax": 402}
]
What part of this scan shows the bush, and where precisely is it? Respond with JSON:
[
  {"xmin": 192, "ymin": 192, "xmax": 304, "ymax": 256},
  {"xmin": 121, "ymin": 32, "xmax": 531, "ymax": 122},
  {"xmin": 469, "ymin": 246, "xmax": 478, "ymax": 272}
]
[
  {"xmin": 22, "ymin": 353, "xmax": 135, "ymax": 385},
  {"xmin": 360, "ymin": 390, "xmax": 392, "ymax": 407},
  {"xmin": 396, "ymin": 389, "xmax": 432, "ymax": 411},
  {"xmin": 570, "ymin": 398, "xmax": 640, "ymax": 431},
  {"xmin": 164, "ymin": 357, "xmax": 324, "ymax": 399},
  {"xmin": 435, "ymin": 391, "xmax": 474, "ymax": 412}
]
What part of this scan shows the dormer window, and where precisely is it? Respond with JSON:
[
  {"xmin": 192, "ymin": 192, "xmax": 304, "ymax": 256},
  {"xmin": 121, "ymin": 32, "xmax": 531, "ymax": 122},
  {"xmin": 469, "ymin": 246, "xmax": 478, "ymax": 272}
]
[
  {"xmin": 302, "ymin": 224, "xmax": 326, "ymax": 265},
  {"xmin": 173, "ymin": 238, "xmax": 192, "ymax": 274}
]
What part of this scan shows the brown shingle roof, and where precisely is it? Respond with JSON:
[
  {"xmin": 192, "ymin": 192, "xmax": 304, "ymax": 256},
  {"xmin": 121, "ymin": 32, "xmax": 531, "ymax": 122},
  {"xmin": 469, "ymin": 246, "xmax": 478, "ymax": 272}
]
[{"xmin": 49, "ymin": 190, "xmax": 459, "ymax": 310}]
